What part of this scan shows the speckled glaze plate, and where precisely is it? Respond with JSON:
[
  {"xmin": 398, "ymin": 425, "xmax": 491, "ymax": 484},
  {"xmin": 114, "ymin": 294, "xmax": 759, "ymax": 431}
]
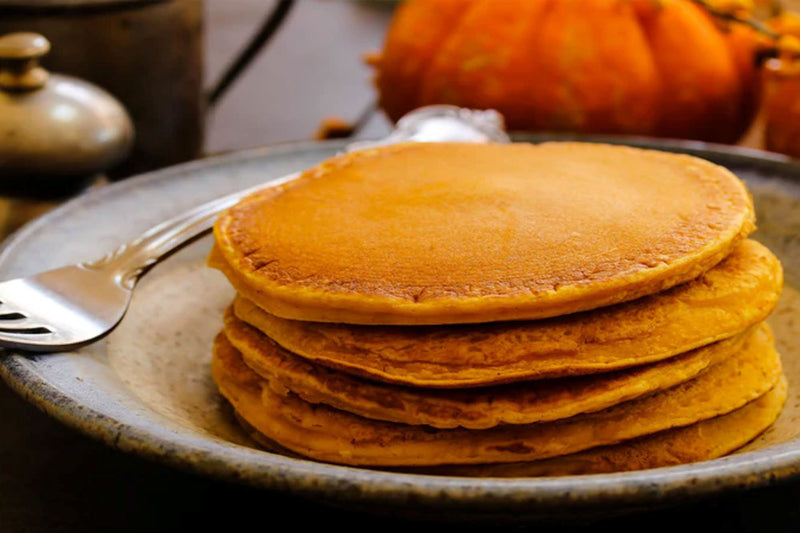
[{"xmin": 1, "ymin": 137, "xmax": 800, "ymax": 523}]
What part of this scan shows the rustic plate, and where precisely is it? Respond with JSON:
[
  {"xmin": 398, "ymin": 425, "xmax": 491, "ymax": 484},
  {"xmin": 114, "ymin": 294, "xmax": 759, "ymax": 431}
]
[{"xmin": 1, "ymin": 137, "xmax": 799, "ymax": 523}]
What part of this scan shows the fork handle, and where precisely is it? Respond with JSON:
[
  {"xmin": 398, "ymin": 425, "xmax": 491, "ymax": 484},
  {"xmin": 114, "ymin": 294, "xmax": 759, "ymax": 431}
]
[
  {"xmin": 79, "ymin": 176, "xmax": 295, "ymax": 289},
  {"xmin": 82, "ymin": 106, "xmax": 510, "ymax": 289}
]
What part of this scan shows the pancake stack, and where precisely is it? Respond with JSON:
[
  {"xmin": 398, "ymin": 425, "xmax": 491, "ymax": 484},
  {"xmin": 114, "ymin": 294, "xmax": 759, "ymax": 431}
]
[{"xmin": 207, "ymin": 141, "xmax": 786, "ymax": 476}]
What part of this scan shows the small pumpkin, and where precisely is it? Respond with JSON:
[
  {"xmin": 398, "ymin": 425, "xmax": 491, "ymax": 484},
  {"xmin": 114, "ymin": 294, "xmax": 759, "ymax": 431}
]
[{"xmin": 373, "ymin": 0, "xmax": 761, "ymax": 143}]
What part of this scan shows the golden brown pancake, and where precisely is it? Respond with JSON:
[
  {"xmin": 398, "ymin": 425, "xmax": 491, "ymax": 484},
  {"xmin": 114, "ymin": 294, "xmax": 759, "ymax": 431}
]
[
  {"xmin": 210, "ymin": 141, "xmax": 754, "ymax": 325},
  {"xmin": 223, "ymin": 307, "xmax": 751, "ymax": 429},
  {"xmin": 233, "ymin": 378, "xmax": 788, "ymax": 477},
  {"xmin": 230, "ymin": 239, "xmax": 781, "ymax": 387},
  {"xmin": 416, "ymin": 377, "xmax": 788, "ymax": 477},
  {"xmin": 211, "ymin": 323, "xmax": 781, "ymax": 467}
]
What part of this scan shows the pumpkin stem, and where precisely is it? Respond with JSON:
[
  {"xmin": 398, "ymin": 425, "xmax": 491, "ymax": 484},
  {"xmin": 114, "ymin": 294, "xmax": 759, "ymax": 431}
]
[{"xmin": 692, "ymin": 0, "xmax": 780, "ymax": 38}]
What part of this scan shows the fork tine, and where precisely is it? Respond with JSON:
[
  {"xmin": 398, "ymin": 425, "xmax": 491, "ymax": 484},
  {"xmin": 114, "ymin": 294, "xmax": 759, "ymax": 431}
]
[
  {"xmin": 0, "ymin": 330, "xmax": 59, "ymax": 351},
  {"xmin": 0, "ymin": 312, "xmax": 27, "ymax": 320},
  {"xmin": 0, "ymin": 316, "xmax": 44, "ymax": 329},
  {"xmin": 0, "ymin": 306, "xmax": 45, "ymax": 330},
  {"xmin": 0, "ymin": 302, "xmax": 32, "ymax": 319},
  {"xmin": 0, "ymin": 322, "xmax": 51, "ymax": 333}
]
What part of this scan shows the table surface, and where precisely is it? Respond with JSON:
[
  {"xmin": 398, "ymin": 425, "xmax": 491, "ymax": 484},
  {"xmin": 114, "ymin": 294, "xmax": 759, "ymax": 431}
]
[{"xmin": 2, "ymin": 2, "xmax": 800, "ymax": 531}]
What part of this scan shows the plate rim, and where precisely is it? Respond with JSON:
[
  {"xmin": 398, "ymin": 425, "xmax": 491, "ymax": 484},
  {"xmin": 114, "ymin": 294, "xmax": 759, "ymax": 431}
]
[{"xmin": 1, "ymin": 135, "xmax": 800, "ymax": 517}]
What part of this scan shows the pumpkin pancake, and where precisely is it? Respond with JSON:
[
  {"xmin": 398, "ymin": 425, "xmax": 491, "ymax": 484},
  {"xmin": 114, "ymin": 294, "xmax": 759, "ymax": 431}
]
[
  {"xmin": 223, "ymin": 307, "xmax": 751, "ymax": 429},
  {"xmin": 413, "ymin": 377, "xmax": 789, "ymax": 477},
  {"xmin": 211, "ymin": 323, "xmax": 782, "ymax": 467},
  {"xmin": 209, "ymin": 141, "xmax": 755, "ymax": 325},
  {"xmin": 234, "ymin": 378, "xmax": 788, "ymax": 477},
  {"xmin": 230, "ymin": 239, "xmax": 781, "ymax": 388}
]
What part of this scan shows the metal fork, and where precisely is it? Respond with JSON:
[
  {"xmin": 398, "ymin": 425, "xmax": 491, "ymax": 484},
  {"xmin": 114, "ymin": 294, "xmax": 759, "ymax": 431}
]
[{"xmin": 0, "ymin": 106, "xmax": 509, "ymax": 352}]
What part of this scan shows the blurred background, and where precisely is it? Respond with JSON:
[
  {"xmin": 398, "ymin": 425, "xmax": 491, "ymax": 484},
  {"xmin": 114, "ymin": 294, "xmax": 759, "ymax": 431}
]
[
  {"xmin": 204, "ymin": 0, "xmax": 394, "ymax": 152},
  {"xmin": 205, "ymin": 0, "xmax": 800, "ymax": 152},
  {"xmin": 5, "ymin": 0, "xmax": 800, "ymax": 189}
]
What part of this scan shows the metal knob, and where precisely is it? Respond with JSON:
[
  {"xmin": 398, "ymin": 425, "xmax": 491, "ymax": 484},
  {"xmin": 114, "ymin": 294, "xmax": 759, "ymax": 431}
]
[{"xmin": 0, "ymin": 32, "xmax": 51, "ymax": 90}]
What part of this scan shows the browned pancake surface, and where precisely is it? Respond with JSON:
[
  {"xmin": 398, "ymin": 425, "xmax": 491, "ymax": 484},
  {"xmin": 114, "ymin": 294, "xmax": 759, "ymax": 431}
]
[
  {"xmin": 232, "ymin": 239, "xmax": 781, "ymax": 387},
  {"xmin": 224, "ymin": 306, "xmax": 751, "ymax": 429},
  {"xmin": 211, "ymin": 141, "xmax": 754, "ymax": 325},
  {"xmin": 211, "ymin": 324, "xmax": 781, "ymax": 467},
  {"xmin": 418, "ymin": 377, "xmax": 788, "ymax": 477},
  {"xmin": 233, "ymin": 379, "xmax": 788, "ymax": 477}
]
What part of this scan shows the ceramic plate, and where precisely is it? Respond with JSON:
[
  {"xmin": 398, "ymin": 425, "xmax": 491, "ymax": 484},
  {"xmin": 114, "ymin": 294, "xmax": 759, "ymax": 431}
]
[{"xmin": 1, "ymin": 137, "xmax": 800, "ymax": 523}]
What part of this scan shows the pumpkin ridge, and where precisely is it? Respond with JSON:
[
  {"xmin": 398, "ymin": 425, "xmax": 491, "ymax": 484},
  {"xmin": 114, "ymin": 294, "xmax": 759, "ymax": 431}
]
[
  {"xmin": 632, "ymin": 0, "xmax": 745, "ymax": 142},
  {"xmin": 376, "ymin": 0, "xmax": 472, "ymax": 120},
  {"xmin": 417, "ymin": 0, "xmax": 542, "ymax": 111},
  {"xmin": 412, "ymin": 1, "xmax": 475, "ymax": 112}
]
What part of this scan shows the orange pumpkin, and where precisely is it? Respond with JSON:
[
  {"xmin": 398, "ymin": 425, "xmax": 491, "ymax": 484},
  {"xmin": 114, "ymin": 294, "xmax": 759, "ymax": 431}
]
[{"xmin": 373, "ymin": 0, "xmax": 761, "ymax": 143}]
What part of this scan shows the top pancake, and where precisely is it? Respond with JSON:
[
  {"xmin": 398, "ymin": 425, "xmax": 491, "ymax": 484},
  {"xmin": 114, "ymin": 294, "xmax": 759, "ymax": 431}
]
[{"xmin": 211, "ymin": 141, "xmax": 755, "ymax": 325}]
